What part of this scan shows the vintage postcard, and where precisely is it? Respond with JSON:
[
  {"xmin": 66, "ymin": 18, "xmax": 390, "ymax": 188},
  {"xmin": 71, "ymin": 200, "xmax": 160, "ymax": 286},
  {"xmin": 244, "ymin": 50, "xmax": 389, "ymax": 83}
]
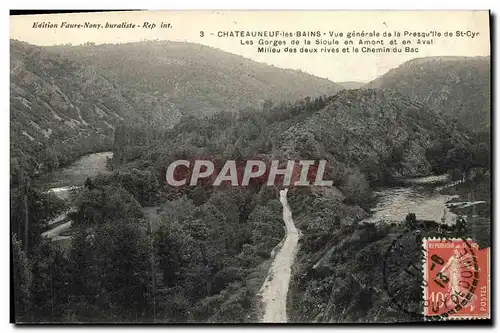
[{"xmin": 10, "ymin": 10, "xmax": 491, "ymax": 324}]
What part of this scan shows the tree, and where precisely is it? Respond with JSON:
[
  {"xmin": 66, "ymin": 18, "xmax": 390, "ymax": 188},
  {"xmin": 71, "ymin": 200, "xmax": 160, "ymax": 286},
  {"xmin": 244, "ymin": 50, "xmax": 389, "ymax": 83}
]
[
  {"xmin": 471, "ymin": 142, "xmax": 490, "ymax": 170},
  {"xmin": 455, "ymin": 216, "xmax": 467, "ymax": 237},
  {"xmin": 72, "ymin": 185, "xmax": 144, "ymax": 226},
  {"xmin": 389, "ymin": 145, "xmax": 405, "ymax": 166},
  {"xmin": 92, "ymin": 221, "xmax": 156, "ymax": 320},
  {"xmin": 445, "ymin": 146, "xmax": 473, "ymax": 181},
  {"xmin": 43, "ymin": 147, "xmax": 60, "ymax": 173},
  {"xmin": 339, "ymin": 170, "xmax": 372, "ymax": 208},
  {"xmin": 84, "ymin": 177, "xmax": 93, "ymax": 189},
  {"xmin": 67, "ymin": 227, "xmax": 96, "ymax": 318},
  {"xmin": 94, "ymin": 169, "xmax": 160, "ymax": 206},
  {"xmin": 425, "ymin": 141, "xmax": 454, "ymax": 174},
  {"xmin": 405, "ymin": 213, "xmax": 417, "ymax": 229},
  {"xmin": 248, "ymin": 203, "xmax": 284, "ymax": 258},
  {"xmin": 10, "ymin": 187, "xmax": 68, "ymax": 254},
  {"xmin": 29, "ymin": 239, "xmax": 71, "ymax": 322},
  {"xmin": 154, "ymin": 218, "xmax": 197, "ymax": 288},
  {"xmin": 12, "ymin": 234, "xmax": 32, "ymax": 322}
]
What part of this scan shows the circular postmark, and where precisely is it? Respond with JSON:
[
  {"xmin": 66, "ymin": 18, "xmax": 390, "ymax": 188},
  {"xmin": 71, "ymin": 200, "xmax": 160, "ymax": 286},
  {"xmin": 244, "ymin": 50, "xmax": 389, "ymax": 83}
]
[{"xmin": 383, "ymin": 226, "xmax": 479, "ymax": 321}]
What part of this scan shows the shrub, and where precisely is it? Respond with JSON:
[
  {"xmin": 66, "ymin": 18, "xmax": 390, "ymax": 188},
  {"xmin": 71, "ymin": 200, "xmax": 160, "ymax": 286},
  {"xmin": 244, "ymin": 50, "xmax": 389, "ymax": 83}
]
[{"xmin": 340, "ymin": 170, "xmax": 372, "ymax": 208}]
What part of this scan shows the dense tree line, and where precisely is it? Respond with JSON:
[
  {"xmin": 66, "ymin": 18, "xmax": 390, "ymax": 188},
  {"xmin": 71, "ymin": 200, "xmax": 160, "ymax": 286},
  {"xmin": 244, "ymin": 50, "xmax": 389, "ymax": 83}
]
[
  {"xmin": 12, "ymin": 179, "xmax": 285, "ymax": 322},
  {"xmin": 12, "ymin": 93, "xmax": 335, "ymax": 322},
  {"xmin": 425, "ymin": 130, "xmax": 490, "ymax": 180},
  {"xmin": 10, "ymin": 133, "xmax": 113, "ymax": 188}
]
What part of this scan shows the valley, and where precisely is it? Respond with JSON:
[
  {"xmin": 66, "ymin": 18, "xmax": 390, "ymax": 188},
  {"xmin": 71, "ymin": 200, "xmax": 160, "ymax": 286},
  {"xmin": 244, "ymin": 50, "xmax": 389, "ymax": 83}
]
[{"xmin": 10, "ymin": 39, "xmax": 491, "ymax": 324}]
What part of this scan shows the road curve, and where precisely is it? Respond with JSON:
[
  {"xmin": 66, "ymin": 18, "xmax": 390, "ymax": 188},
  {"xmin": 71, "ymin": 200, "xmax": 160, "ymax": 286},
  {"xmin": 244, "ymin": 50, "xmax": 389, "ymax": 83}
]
[{"xmin": 259, "ymin": 188, "xmax": 300, "ymax": 323}]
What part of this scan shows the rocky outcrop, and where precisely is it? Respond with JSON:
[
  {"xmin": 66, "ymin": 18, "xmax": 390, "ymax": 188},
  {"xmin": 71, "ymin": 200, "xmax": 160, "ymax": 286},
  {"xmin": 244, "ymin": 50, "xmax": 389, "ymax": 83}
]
[
  {"xmin": 11, "ymin": 39, "xmax": 342, "ymax": 177},
  {"xmin": 365, "ymin": 56, "xmax": 490, "ymax": 132},
  {"xmin": 11, "ymin": 39, "xmax": 181, "ymax": 176},
  {"xmin": 274, "ymin": 89, "xmax": 458, "ymax": 180}
]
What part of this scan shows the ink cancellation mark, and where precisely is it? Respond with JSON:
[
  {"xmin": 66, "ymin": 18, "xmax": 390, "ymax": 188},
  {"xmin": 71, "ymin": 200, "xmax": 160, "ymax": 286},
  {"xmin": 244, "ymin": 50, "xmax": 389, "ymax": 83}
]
[
  {"xmin": 383, "ymin": 228, "xmax": 490, "ymax": 321},
  {"xmin": 383, "ymin": 228, "xmax": 427, "ymax": 320}
]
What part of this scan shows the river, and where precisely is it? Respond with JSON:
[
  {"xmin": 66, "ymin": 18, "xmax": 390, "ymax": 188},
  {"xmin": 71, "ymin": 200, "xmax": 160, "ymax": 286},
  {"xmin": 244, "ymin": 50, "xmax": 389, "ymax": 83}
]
[
  {"xmin": 258, "ymin": 176, "xmax": 463, "ymax": 322},
  {"xmin": 361, "ymin": 175, "xmax": 461, "ymax": 225},
  {"xmin": 39, "ymin": 151, "xmax": 113, "ymax": 240},
  {"xmin": 37, "ymin": 151, "xmax": 113, "ymax": 199}
]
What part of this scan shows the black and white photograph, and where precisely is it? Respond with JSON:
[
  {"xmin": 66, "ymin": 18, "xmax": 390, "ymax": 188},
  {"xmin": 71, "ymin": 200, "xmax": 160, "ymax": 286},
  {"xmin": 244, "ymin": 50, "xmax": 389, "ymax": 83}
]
[{"xmin": 9, "ymin": 10, "xmax": 492, "ymax": 324}]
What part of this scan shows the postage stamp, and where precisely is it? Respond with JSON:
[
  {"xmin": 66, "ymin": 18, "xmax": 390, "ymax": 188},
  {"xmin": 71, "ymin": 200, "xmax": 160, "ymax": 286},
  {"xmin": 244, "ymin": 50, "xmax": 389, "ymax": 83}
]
[{"xmin": 422, "ymin": 238, "xmax": 490, "ymax": 320}]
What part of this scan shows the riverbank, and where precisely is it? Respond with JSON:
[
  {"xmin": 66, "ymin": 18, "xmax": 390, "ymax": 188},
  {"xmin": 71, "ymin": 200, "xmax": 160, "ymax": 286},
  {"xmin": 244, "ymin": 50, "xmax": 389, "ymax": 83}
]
[
  {"xmin": 360, "ymin": 174, "xmax": 460, "ymax": 225},
  {"xmin": 440, "ymin": 176, "xmax": 491, "ymax": 248},
  {"xmin": 287, "ymin": 173, "xmax": 491, "ymax": 322},
  {"xmin": 360, "ymin": 186, "xmax": 459, "ymax": 225},
  {"xmin": 39, "ymin": 152, "xmax": 113, "ymax": 241},
  {"xmin": 360, "ymin": 173, "xmax": 491, "ymax": 228}
]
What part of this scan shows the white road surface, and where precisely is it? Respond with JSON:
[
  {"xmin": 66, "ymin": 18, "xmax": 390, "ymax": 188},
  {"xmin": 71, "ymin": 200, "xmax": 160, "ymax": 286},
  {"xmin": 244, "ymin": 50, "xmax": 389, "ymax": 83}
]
[
  {"xmin": 259, "ymin": 188, "xmax": 300, "ymax": 323},
  {"xmin": 42, "ymin": 221, "xmax": 72, "ymax": 238}
]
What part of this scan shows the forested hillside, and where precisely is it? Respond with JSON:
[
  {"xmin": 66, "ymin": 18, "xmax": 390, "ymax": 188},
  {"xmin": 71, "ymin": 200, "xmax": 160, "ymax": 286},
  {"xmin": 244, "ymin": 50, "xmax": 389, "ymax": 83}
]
[
  {"xmin": 11, "ymin": 39, "xmax": 341, "ymax": 185},
  {"xmin": 116, "ymin": 89, "xmax": 465, "ymax": 180},
  {"xmin": 47, "ymin": 41, "xmax": 342, "ymax": 118},
  {"xmin": 337, "ymin": 81, "xmax": 365, "ymax": 89},
  {"xmin": 365, "ymin": 56, "xmax": 491, "ymax": 132},
  {"xmin": 10, "ymin": 39, "xmax": 181, "ymax": 185}
]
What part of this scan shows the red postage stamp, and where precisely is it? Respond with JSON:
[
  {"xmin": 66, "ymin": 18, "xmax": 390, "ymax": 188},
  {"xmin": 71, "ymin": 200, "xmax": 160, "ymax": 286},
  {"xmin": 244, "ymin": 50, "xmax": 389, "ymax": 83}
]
[{"xmin": 423, "ymin": 238, "xmax": 490, "ymax": 320}]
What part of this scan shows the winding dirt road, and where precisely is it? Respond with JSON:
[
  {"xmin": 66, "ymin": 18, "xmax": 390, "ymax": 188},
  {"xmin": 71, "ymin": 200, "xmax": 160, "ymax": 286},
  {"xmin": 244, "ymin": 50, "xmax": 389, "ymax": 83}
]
[{"xmin": 259, "ymin": 188, "xmax": 300, "ymax": 323}]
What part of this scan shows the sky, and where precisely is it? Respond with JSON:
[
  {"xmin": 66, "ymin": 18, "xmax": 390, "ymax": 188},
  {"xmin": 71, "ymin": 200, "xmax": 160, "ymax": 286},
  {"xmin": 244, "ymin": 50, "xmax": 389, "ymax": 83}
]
[{"xmin": 10, "ymin": 10, "xmax": 491, "ymax": 82}]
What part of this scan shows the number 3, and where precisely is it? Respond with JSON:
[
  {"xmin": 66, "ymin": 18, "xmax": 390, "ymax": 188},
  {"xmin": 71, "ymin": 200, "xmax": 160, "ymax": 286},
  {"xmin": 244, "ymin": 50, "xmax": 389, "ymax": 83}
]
[{"xmin": 200, "ymin": 31, "xmax": 204, "ymax": 37}]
